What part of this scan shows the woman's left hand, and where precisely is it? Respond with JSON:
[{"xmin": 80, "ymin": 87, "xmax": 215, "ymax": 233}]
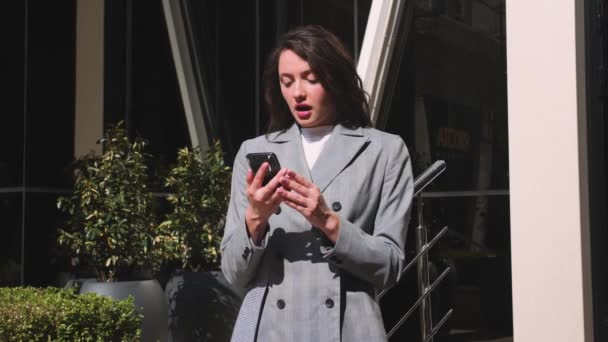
[{"xmin": 277, "ymin": 169, "xmax": 340, "ymax": 243}]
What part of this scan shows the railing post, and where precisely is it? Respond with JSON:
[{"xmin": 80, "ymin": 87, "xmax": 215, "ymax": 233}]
[
  {"xmin": 382, "ymin": 160, "xmax": 449, "ymax": 341},
  {"xmin": 416, "ymin": 192, "xmax": 433, "ymax": 342}
]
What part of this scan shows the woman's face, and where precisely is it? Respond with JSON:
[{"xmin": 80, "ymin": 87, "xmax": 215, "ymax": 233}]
[{"xmin": 278, "ymin": 49, "xmax": 336, "ymax": 128}]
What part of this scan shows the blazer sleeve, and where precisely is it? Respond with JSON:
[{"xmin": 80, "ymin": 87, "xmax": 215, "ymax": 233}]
[
  {"xmin": 322, "ymin": 137, "xmax": 413, "ymax": 291},
  {"xmin": 220, "ymin": 142, "xmax": 269, "ymax": 291}
]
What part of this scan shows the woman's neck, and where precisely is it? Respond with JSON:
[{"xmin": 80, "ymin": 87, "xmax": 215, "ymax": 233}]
[{"xmin": 300, "ymin": 125, "xmax": 335, "ymax": 142}]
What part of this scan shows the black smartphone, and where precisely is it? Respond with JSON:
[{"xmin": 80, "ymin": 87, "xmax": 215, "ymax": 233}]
[{"xmin": 246, "ymin": 152, "xmax": 281, "ymax": 186}]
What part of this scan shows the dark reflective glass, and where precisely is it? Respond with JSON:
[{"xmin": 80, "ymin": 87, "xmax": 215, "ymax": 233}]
[
  {"xmin": 164, "ymin": 0, "xmax": 260, "ymax": 160},
  {"xmin": 384, "ymin": 0, "xmax": 508, "ymax": 192},
  {"xmin": 0, "ymin": 2, "xmax": 26, "ymax": 187},
  {"xmin": 0, "ymin": 194, "xmax": 23, "ymax": 286},
  {"xmin": 104, "ymin": 0, "xmax": 190, "ymax": 191},
  {"xmin": 299, "ymin": 0, "xmax": 368, "ymax": 56},
  {"xmin": 381, "ymin": 195, "xmax": 511, "ymax": 341},
  {"xmin": 25, "ymin": 1, "xmax": 76, "ymax": 188},
  {"xmin": 180, "ymin": 0, "xmax": 373, "ymax": 162},
  {"xmin": 380, "ymin": 0, "xmax": 511, "ymax": 340},
  {"xmin": 427, "ymin": 195, "xmax": 511, "ymax": 340},
  {"xmin": 585, "ymin": 0, "xmax": 608, "ymax": 340},
  {"xmin": 23, "ymin": 193, "xmax": 67, "ymax": 286},
  {"xmin": 214, "ymin": 0, "xmax": 257, "ymax": 156},
  {"xmin": 129, "ymin": 0, "xmax": 190, "ymax": 190}
]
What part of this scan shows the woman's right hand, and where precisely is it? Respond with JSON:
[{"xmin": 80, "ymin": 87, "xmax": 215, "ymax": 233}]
[{"xmin": 245, "ymin": 163, "xmax": 286, "ymax": 245}]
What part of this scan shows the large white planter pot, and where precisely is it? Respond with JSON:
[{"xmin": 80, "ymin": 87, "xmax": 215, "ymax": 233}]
[{"xmin": 80, "ymin": 279, "xmax": 168, "ymax": 342}]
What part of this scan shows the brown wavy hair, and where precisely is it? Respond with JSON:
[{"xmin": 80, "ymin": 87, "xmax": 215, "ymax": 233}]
[{"xmin": 263, "ymin": 25, "xmax": 371, "ymax": 133}]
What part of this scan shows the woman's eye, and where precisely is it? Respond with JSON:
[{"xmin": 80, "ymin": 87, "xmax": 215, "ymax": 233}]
[
  {"xmin": 307, "ymin": 78, "xmax": 318, "ymax": 84},
  {"xmin": 281, "ymin": 81, "xmax": 292, "ymax": 87}
]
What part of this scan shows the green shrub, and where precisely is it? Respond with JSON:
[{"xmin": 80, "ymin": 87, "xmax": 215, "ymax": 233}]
[
  {"xmin": 57, "ymin": 123, "xmax": 165, "ymax": 282},
  {"xmin": 0, "ymin": 287, "xmax": 142, "ymax": 341},
  {"xmin": 159, "ymin": 142, "xmax": 231, "ymax": 271}
]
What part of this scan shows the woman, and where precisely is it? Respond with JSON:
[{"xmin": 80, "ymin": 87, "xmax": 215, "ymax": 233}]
[{"xmin": 221, "ymin": 25, "xmax": 413, "ymax": 342}]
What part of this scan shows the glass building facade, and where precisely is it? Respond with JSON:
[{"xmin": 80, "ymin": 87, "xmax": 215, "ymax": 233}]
[{"xmin": 1, "ymin": 0, "xmax": 606, "ymax": 341}]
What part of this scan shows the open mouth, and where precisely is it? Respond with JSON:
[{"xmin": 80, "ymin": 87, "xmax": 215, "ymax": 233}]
[
  {"xmin": 294, "ymin": 104, "xmax": 313, "ymax": 119},
  {"xmin": 295, "ymin": 104, "xmax": 312, "ymax": 112}
]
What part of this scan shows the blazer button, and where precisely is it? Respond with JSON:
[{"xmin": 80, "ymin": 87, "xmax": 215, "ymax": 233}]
[
  {"xmin": 275, "ymin": 206, "xmax": 281, "ymax": 215},
  {"xmin": 325, "ymin": 298, "xmax": 334, "ymax": 308},
  {"xmin": 277, "ymin": 299, "xmax": 286, "ymax": 309},
  {"xmin": 332, "ymin": 202, "xmax": 342, "ymax": 212},
  {"xmin": 242, "ymin": 247, "xmax": 251, "ymax": 260}
]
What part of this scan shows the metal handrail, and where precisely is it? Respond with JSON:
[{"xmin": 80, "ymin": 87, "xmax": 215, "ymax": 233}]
[
  {"xmin": 383, "ymin": 159, "xmax": 449, "ymax": 342},
  {"xmin": 414, "ymin": 160, "xmax": 446, "ymax": 196},
  {"xmin": 423, "ymin": 309, "xmax": 454, "ymax": 342},
  {"xmin": 424, "ymin": 309, "xmax": 454, "ymax": 342},
  {"xmin": 377, "ymin": 225, "xmax": 449, "ymax": 300},
  {"xmin": 385, "ymin": 267, "xmax": 451, "ymax": 338}
]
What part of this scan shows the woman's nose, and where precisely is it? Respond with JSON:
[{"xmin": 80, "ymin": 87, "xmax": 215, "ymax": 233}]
[{"xmin": 293, "ymin": 82, "xmax": 306, "ymax": 100}]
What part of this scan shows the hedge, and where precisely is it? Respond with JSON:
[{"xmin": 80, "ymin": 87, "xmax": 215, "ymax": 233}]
[{"xmin": 0, "ymin": 287, "xmax": 142, "ymax": 341}]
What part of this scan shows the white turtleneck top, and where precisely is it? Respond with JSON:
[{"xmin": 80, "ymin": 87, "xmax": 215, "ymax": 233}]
[{"xmin": 300, "ymin": 125, "xmax": 334, "ymax": 170}]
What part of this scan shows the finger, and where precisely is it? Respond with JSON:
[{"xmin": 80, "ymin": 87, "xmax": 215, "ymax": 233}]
[
  {"xmin": 282, "ymin": 198, "xmax": 307, "ymax": 214},
  {"xmin": 286, "ymin": 169, "xmax": 312, "ymax": 187},
  {"xmin": 262, "ymin": 168, "xmax": 287, "ymax": 195},
  {"xmin": 246, "ymin": 169, "xmax": 254, "ymax": 186},
  {"xmin": 270, "ymin": 188, "xmax": 283, "ymax": 206},
  {"xmin": 257, "ymin": 169, "xmax": 286, "ymax": 201},
  {"xmin": 251, "ymin": 162, "xmax": 269, "ymax": 188},
  {"xmin": 278, "ymin": 187, "xmax": 308, "ymax": 208},
  {"xmin": 280, "ymin": 176, "xmax": 310, "ymax": 197},
  {"xmin": 280, "ymin": 169, "xmax": 293, "ymax": 191}
]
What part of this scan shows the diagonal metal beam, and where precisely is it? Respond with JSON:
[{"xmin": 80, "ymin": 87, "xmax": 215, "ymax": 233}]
[
  {"xmin": 161, "ymin": 0, "xmax": 210, "ymax": 151},
  {"xmin": 377, "ymin": 225, "xmax": 449, "ymax": 300},
  {"xmin": 357, "ymin": 0, "xmax": 414, "ymax": 127},
  {"xmin": 385, "ymin": 266, "xmax": 451, "ymax": 339}
]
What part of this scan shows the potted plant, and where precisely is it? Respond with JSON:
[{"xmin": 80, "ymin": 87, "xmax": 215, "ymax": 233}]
[
  {"xmin": 160, "ymin": 142, "xmax": 241, "ymax": 342},
  {"xmin": 57, "ymin": 123, "xmax": 169, "ymax": 341}
]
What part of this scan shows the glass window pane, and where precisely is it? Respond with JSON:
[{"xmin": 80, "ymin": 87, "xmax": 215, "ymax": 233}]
[
  {"xmin": 381, "ymin": 195, "xmax": 512, "ymax": 340},
  {"xmin": 181, "ymin": 0, "xmax": 374, "ymax": 159},
  {"xmin": 180, "ymin": 0, "xmax": 257, "ymax": 158},
  {"xmin": 0, "ymin": 2, "xmax": 26, "ymax": 187},
  {"xmin": 129, "ymin": 0, "xmax": 190, "ymax": 190},
  {"xmin": 585, "ymin": 0, "xmax": 608, "ymax": 339},
  {"xmin": 384, "ymin": 1, "xmax": 508, "ymax": 192},
  {"xmin": 25, "ymin": 1, "xmax": 76, "ymax": 188},
  {"xmin": 105, "ymin": 0, "xmax": 191, "ymax": 190},
  {"xmin": 23, "ymin": 193, "xmax": 65, "ymax": 286},
  {"xmin": 215, "ymin": 1, "xmax": 258, "ymax": 153},
  {"xmin": 0, "ymin": 193, "xmax": 23, "ymax": 286},
  {"xmin": 280, "ymin": 0, "xmax": 373, "ymax": 66},
  {"xmin": 378, "ymin": 0, "xmax": 511, "ymax": 339},
  {"xmin": 301, "ymin": 0, "xmax": 356, "ymax": 52}
]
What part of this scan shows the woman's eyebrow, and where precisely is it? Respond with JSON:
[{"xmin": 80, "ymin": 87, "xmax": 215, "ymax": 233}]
[{"xmin": 279, "ymin": 69, "xmax": 314, "ymax": 78}]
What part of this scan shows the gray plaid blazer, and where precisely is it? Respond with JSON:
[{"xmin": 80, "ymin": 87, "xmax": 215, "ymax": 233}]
[{"xmin": 221, "ymin": 123, "xmax": 413, "ymax": 342}]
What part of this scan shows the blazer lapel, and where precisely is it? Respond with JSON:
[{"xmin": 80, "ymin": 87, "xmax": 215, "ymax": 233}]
[
  {"xmin": 311, "ymin": 124, "xmax": 370, "ymax": 192},
  {"xmin": 269, "ymin": 123, "xmax": 312, "ymax": 182}
]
